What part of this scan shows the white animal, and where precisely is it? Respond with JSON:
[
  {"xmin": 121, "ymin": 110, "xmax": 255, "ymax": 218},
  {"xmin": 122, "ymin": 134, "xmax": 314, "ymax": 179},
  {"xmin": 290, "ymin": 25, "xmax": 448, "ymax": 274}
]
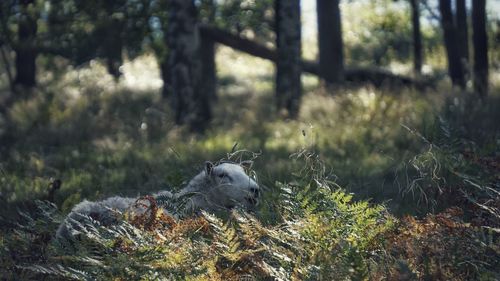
[{"xmin": 56, "ymin": 161, "xmax": 260, "ymax": 240}]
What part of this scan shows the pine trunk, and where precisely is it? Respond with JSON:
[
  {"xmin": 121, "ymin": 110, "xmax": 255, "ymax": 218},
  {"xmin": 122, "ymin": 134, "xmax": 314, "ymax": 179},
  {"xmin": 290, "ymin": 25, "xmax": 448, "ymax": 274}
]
[
  {"xmin": 166, "ymin": 0, "xmax": 210, "ymax": 132},
  {"xmin": 160, "ymin": 58, "xmax": 170, "ymax": 98},
  {"xmin": 410, "ymin": 0, "xmax": 422, "ymax": 75},
  {"xmin": 275, "ymin": 0, "xmax": 302, "ymax": 118},
  {"xmin": 438, "ymin": 0, "xmax": 465, "ymax": 88},
  {"xmin": 472, "ymin": 0, "xmax": 488, "ymax": 98},
  {"xmin": 104, "ymin": 18, "xmax": 124, "ymax": 80},
  {"xmin": 14, "ymin": 0, "xmax": 37, "ymax": 88},
  {"xmin": 199, "ymin": 0, "xmax": 217, "ymax": 103},
  {"xmin": 455, "ymin": 0, "xmax": 469, "ymax": 76},
  {"xmin": 200, "ymin": 33, "xmax": 217, "ymax": 103},
  {"xmin": 316, "ymin": 0, "xmax": 344, "ymax": 84}
]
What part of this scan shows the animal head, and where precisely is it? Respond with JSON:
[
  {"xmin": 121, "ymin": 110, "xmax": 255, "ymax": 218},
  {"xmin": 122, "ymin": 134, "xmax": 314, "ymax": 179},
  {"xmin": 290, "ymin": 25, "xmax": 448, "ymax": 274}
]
[{"xmin": 201, "ymin": 161, "xmax": 260, "ymax": 211}]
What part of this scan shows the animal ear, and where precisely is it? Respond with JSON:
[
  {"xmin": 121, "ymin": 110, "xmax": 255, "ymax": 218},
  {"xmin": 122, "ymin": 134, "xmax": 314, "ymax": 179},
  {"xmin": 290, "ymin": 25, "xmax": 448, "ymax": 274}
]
[
  {"xmin": 240, "ymin": 160, "xmax": 253, "ymax": 170},
  {"xmin": 205, "ymin": 161, "xmax": 214, "ymax": 175}
]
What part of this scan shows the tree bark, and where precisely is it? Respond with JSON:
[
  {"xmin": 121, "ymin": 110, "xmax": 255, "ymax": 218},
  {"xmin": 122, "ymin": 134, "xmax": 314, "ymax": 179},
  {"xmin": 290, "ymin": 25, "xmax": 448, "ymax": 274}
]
[
  {"xmin": 199, "ymin": 0, "xmax": 217, "ymax": 103},
  {"xmin": 104, "ymin": 18, "xmax": 124, "ymax": 80},
  {"xmin": 439, "ymin": 0, "xmax": 465, "ymax": 88},
  {"xmin": 275, "ymin": 0, "xmax": 302, "ymax": 118},
  {"xmin": 200, "ymin": 25, "xmax": 277, "ymax": 61},
  {"xmin": 455, "ymin": 0, "xmax": 469, "ymax": 68},
  {"xmin": 160, "ymin": 57, "xmax": 170, "ymax": 98},
  {"xmin": 14, "ymin": 0, "xmax": 37, "ymax": 88},
  {"xmin": 472, "ymin": 0, "xmax": 488, "ymax": 98},
  {"xmin": 200, "ymin": 32, "xmax": 217, "ymax": 103},
  {"xmin": 166, "ymin": 0, "xmax": 210, "ymax": 132},
  {"xmin": 410, "ymin": 0, "xmax": 423, "ymax": 75},
  {"xmin": 317, "ymin": 0, "xmax": 344, "ymax": 85}
]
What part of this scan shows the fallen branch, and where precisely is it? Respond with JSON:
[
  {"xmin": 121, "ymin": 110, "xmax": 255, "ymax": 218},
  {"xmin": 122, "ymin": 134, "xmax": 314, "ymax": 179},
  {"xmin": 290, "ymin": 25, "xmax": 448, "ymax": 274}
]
[{"xmin": 200, "ymin": 25, "xmax": 435, "ymax": 88}]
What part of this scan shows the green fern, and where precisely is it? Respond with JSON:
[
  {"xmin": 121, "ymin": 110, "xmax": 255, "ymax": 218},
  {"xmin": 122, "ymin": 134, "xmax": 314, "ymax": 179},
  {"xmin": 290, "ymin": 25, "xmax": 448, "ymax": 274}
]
[
  {"xmin": 1, "ymin": 152, "xmax": 398, "ymax": 280},
  {"xmin": 401, "ymin": 115, "xmax": 499, "ymax": 218}
]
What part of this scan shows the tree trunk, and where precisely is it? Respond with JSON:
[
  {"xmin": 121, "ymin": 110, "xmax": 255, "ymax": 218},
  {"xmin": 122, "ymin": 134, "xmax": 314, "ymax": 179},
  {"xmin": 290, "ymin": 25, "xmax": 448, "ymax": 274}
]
[
  {"xmin": 199, "ymin": 0, "xmax": 217, "ymax": 103},
  {"xmin": 438, "ymin": 0, "xmax": 465, "ymax": 88},
  {"xmin": 455, "ymin": 0, "xmax": 469, "ymax": 76},
  {"xmin": 166, "ymin": 0, "xmax": 210, "ymax": 132},
  {"xmin": 316, "ymin": 0, "xmax": 344, "ymax": 85},
  {"xmin": 160, "ymin": 57, "xmax": 170, "ymax": 99},
  {"xmin": 14, "ymin": 0, "xmax": 37, "ymax": 88},
  {"xmin": 472, "ymin": 0, "xmax": 488, "ymax": 98},
  {"xmin": 455, "ymin": 0, "xmax": 469, "ymax": 61},
  {"xmin": 200, "ymin": 33, "xmax": 217, "ymax": 103},
  {"xmin": 410, "ymin": 0, "xmax": 423, "ymax": 75},
  {"xmin": 104, "ymin": 18, "xmax": 124, "ymax": 80},
  {"xmin": 275, "ymin": 0, "xmax": 302, "ymax": 118}
]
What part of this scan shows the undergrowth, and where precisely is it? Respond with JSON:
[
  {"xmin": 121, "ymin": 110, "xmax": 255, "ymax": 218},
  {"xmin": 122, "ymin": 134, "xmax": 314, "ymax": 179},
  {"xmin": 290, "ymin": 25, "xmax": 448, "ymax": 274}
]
[
  {"xmin": 1, "ymin": 57, "xmax": 499, "ymax": 280},
  {"xmin": 0, "ymin": 62, "xmax": 440, "ymax": 215},
  {"xmin": 1, "ymin": 152, "xmax": 397, "ymax": 280},
  {"xmin": 2, "ymin": 147, "xmax": 498, "ymax": 280}
]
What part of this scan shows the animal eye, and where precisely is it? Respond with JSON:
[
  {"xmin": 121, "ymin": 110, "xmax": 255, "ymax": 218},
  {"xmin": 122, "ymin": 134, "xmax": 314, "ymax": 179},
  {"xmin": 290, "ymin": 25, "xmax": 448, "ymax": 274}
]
[{"xmin": 217, "ymin": 173, "xmax": 231, "ymax": 180}]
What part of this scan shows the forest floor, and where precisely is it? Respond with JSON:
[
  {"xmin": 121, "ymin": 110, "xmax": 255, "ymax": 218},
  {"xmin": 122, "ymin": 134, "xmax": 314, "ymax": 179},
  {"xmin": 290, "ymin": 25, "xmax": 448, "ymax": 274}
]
[{"xmin": 0, "ymin": 52, "xmax": 499, "ymax": 280}]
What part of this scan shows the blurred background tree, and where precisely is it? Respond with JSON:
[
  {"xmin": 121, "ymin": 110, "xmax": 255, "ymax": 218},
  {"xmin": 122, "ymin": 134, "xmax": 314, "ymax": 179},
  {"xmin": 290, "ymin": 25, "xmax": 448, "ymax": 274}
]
[
  {"xmin": 1, "ymin": 0, "xmax": 495, "ymax": 99},
  {"xmin": 317, "ymin": 0, "xmax": 344, "ymax": 85},
  {"xmin": 47, "ymin": 0, "xmax": 151, "ymax": 78},
  {"xmin": 438, "ymin": 0, "xmax": 466, "ymax": 88},
  {"xmin": 275, "ymin": 0, "xmax": 302, "ymax": 117},
  {"xmin": 0, "ymin": 0, "xmax": 40, "ymax": 89},
  {"xmin": 409, "ymin": 0, "xmax": 423, "ymax": 75},
  {"xmin": 472, "ymin": 0, "xmax": 488, "ymax": 97}
]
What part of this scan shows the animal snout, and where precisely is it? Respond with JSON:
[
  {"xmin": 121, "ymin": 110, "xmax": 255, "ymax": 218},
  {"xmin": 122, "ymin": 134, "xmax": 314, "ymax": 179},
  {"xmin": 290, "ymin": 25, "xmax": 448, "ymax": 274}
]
[
  {"xmin": 245, "ymin": 185, "xmax": 260, "ymax": 207},
  {"xmin": 250, "ymin": 186, "xmax": 260, "ymax": 197}
]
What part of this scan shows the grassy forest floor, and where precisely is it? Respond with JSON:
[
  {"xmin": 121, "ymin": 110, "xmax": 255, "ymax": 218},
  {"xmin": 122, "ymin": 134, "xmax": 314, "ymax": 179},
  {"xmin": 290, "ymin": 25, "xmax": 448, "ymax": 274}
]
[{"xmin": 0, "ymin": 50, "xmax": 499, "ymax": 280}]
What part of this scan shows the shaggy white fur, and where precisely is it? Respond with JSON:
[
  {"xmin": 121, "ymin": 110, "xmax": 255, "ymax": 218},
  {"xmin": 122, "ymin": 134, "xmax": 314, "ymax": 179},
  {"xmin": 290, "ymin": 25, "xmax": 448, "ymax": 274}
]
[{"xmin": 56, "ymin": 161, "xmax": 259, "ymax": 240}]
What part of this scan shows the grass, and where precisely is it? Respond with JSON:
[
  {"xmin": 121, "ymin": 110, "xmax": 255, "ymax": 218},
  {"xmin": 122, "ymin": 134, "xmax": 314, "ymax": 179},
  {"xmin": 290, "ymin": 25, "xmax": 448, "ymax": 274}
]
[
  {"xmin": 0, "ymin": 52, "xmax": 499, "ymax": 280},
  {"xmin": 1, "ymin": 52, "xmax": 498, "ymax": 215}
]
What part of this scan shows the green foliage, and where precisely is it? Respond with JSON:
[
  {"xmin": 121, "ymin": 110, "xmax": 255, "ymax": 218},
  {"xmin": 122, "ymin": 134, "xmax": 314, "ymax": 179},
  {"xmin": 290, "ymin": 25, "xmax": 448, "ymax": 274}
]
[
  {"xmin": 47, "ymin": 0, "xmax": 151, "ymax": 65},
  {"xmin": 216, "ymin": 0, "xmax": 275, "ymax": 43},
  {"xmin": 1, "ymin": 41, "xmax": 498, "ymax": 280},
  {"xmin": 273, "ymin": 151, "xmax": 395, "ymax": 280},
  {"xmin": 341, "ymin": 0, "xmax": 444, "ymax": 68},
  {"xmin": 398, "ymin": 112, "xmax": 500, "ymax": 221},
  {"xmin": 1, "ymin": 153, "xmax": 396, "ymax": 280},
  {"xmin": 344, "ymin": 0, "xmax": 412, "ymax": 65}
]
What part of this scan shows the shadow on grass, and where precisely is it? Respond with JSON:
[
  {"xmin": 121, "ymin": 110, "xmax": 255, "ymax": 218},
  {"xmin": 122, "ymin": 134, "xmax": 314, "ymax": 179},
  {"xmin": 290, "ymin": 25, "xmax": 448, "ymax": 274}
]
[{"xmin": 1, "ymin": 69, "xmax": 498, "ymax": 221}]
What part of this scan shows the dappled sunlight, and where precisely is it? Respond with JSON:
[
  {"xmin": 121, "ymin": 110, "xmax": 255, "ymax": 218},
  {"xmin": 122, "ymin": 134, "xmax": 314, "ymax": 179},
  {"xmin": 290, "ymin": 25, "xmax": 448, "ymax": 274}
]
[
  {"xmin": 1, "ymin": 57, "xmax": 450, "ymax": 211},
  {"xmin": 38, "ymin": 56, "xmax": 162, "ymax": 107},
  {"xmin": 2, "ymin": 49, "xmax": 492, "ymax": 217},
  {"xmin": 264, "ymin": 86, "xmax": 438, "ymax": 156},
  {"xmin": 120, "ymin": 54, "xmax": 163, "ymax": 91},
  {"xmin": 0, "ymin": 0, "xmax": 498, "ymax": 278},
  {"xmin": 59, "ymin": 60, "xmax": 116, "ymax": 93},
  {"xmin": 217, "ymin": 45, "xmax": 274, "ymax": 91},
  {"xmin": 8, "ymin": 95, "xmax": 45, "ymax": 132}
]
